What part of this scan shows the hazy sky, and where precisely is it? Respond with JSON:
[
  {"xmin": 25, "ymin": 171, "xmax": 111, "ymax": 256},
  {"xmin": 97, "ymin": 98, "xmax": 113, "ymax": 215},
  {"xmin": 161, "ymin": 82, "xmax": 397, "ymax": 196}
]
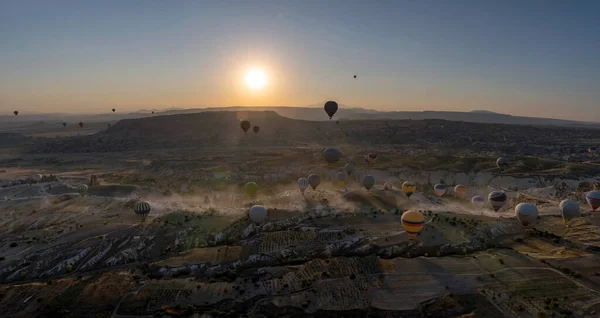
[{"xmin": 1, "ymin": 0, "xmax": 599, "ymax": 121}]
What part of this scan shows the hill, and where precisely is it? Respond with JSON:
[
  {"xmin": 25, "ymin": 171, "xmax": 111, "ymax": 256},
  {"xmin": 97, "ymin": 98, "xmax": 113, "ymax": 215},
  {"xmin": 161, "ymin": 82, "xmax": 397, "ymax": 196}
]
[{"xmin": 30, "ymin": 111, "xmax": 600, "ymax": 160}]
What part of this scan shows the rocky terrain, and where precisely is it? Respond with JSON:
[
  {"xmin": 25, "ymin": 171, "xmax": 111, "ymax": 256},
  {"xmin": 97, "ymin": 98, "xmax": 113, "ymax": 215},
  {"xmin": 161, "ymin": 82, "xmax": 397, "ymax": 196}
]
[{"xmin": 1, "ymin": 111, "xmax": 600, "ymax": 317}]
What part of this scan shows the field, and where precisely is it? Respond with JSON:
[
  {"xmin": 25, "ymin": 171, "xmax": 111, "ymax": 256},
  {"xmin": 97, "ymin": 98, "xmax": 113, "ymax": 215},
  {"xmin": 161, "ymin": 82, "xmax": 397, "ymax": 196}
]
[{"xmin": 1, "ymin": 111, "xmax": 600, "ymax": 317}]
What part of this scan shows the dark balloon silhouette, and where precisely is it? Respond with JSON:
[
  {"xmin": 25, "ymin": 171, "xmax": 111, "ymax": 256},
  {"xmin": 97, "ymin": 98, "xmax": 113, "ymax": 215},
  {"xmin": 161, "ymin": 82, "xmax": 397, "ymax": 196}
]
[
  {"xmin": 152, "ymin": 111, "xmax": 155, "ymax": 114},
  {"xmin": 78, "ymin": 122, "xmax": 83, "ymax": 128},
  {"xmin": 62, "ymin": 122, "xmax": 67, "ymax": 128},
  {"xmin": 253, "ymin": 126, "xmax": 260, "ymax": 134},
  {"xmin": 353, "ymin": 75, "xmax": 357, "ymax": 79},
  {"xmin": 112, "ymin": 108, "xmax": 115, "ymax": 112},
  {"xmin": 324, "ymin": 101, "xmax": 338, "ymax": 120},
  {"xmin": 13, "ymin": 111, "xmax": 18, "ymax": 116},
  {"xmin": 108, "ymin": 124, "xmax": 111, "ymax": 127},
  {"xmin": 240, "ymin": 120, "xmax": 251, "ymax": 134}
]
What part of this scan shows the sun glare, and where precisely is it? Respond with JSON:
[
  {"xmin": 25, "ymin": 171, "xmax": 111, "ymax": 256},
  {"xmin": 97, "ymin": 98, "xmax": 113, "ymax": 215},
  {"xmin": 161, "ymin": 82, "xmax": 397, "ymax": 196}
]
[{"xmin": 245, "ymin": 69, "xmax": 267, "ymax": 89}]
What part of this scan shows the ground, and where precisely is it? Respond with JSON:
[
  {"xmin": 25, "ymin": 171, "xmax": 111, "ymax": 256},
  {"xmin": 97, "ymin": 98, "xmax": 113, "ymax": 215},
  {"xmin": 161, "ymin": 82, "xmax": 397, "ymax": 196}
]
[{"xmin": 1, "ymin": 111, "xmax": 600, "ymax": 317}]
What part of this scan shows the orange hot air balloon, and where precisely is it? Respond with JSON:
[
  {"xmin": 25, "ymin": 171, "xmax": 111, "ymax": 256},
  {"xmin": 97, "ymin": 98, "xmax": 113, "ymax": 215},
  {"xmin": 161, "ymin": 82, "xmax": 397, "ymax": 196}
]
[{"xmin": 401, "ymin": 210, "xmax": 425, "ymax": 239}]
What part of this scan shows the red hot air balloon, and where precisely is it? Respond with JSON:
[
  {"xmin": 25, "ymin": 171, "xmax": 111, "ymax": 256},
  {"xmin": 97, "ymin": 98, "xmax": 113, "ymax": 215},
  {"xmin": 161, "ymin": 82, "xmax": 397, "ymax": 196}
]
[{"xmin": 324, "ymin": 101, "xmax": 338, "ymax": 120}]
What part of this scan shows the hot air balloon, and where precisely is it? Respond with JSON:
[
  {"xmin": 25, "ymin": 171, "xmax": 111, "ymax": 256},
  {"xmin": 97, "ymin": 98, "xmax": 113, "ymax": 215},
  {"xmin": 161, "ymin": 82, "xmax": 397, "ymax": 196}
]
[
  {"xmin": 134, "ymin": 201, "xmax": 151, "ymax": 220},
  {"xmin": 152, "ymin": 111, "xmax": 155, "ymax": 114},
  {"xmin": 496, "ymin": 157, "xmax": 508, "ymax": 172},
  {"xmin": 559, "ymin": 199, "xmax": 580, "ymax": 225},
  {"xmin": 433, "ymin": 184, "xmax": 446, "ymax": 197},
  {"xmin": 62, "ymin": 122, "xmax": 67, "ymax": 128},
  {"xmin": 240, "ymin": 164, "xmax": 248, "ymax": 171},
  {"xmin": 586, "ymin": 190, "xmax": 600, "ymax": 211},
  {"xmin": 344, "ymin": 163, "xmax": 355, "ymax": 175},
  {"xmin": 362, "ymin": 175, "xmax": 375, "ymax": 190},
  {"xmin": 324, "ymin": 101, "xmax": 338, "ymax": 120},
  {"xmin": 78, "ymin": 184, "xmax": 88, "ymax": 195},
  {"xmin": 297, "ymin": 178, "xmax": 309, "ymax": 193},
  {"xmin": 322, "ymin": 148, "xmax": 342, "ymax": 166},
  {"xmin": 384, "ymin": 182, "xmax": 393, "ymax": 190},
  {"xmin": 454, "ymin": 185, "xmax": 467, "ymax": 199},
  {"xmin": 31, "ymin": 174, "xmax": 42, "ymax": 182},
  {"xmin": 471, "ymin": 196, "xmax": 486, "ymax": 208},
  {"xmin": 488, "ymin": 191, "xmax": 507, "ymax": 212},
  {"xmin": 308, "ymin": 174, "xmax": 321, "ymax": 190},
  {"xmin": 402, "ymin": 181, "xmax": 416, "ymax": 198},
  {"xmin": 112, "ymin": 108, "xmax": 115, "ymax": 113},
  {"xmin": 244, "ymin": 182, "xmax": 258, "ymax": 198},
  {"xmin": 240, "ymin": 120, "xmax": 251, "ymax": 134},
  {"xmin": 401, "ymin": 210, "xmax": 425, "ymax": 239},
  {"xmin": 353, "ymin": 75, "xmax": 357, "ymax": 79},
  {"xmin": 13, "ymin": 111, "xmax": 18, "ymax": 116},
  {"xmin": 515, "ymin": 203, "xmax": 538, "ymax": 226},
  {"xmin": 253, "ymin": 126, "xmax": 260, "ymax": 134},
  {"xmin": 313, "ymin": 152, "xmax": 321, "ymax": 161},
  {"xmin": 364, "ymin": 153, "xmax": 378, "ymax": 167},
  {"xmin": 78, "ymin": 122, "xmax": 83, "ymax": 128},
  {"xmin": 248, "ymin": 205, "xmax": 267, "ymax": 223}
]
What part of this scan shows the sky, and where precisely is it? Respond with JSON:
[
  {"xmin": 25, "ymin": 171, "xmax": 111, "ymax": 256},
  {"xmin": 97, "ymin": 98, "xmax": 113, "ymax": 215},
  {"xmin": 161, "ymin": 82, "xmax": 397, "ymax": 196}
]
[{"xmin": 1, "ymin": 0, "xmax": 599, "ymax": 121}]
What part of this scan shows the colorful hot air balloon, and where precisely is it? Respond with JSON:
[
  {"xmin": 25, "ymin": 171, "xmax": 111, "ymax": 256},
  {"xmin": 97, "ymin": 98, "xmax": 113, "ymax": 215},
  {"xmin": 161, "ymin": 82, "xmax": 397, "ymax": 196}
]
[
  {"xmin": 78, "ymin": 184, "xmax": 88, "ymax": 195},
  {"xmin": 78, "ymin": 122, "xmax": 83, "ymax": 128},
  {"xmin": 322, "ymin": 148, "xmax": 342, "ymax": 166},
  {"xmin": 134, "ymin": 201, "xmax": 151, "ymax": 220},
  {"xmin": 402, "ymin": 181, "xmax": 416, "ymax": 198},
  {"xmin": 13, "ymin": 111, "xmax": 18, "ymax": 116},
  {"xmin": 362, "ymin": 175, "xmax": 375, "ymax": 190},
  {"xmin": 62, "ymin": 122, "xmax": 67, "ymax": 128},
  {"xmin": 244, "ymin": 182, "xmax": 258, "ymax": 198},
  {"xmin": 384, "ymin": 182, "xmax": 393, "ymax": 190},
  {"xmin": 253, "ymin": 126, "xmax": 260, "ymax": 134},
  {"xmin": 559, "ymin": 199, "xmax": 580, "ymax": 224},
  {"xmin": 471, "ymin": 196, "xmax": 486, "ymax": 209},
  {"xmin": 112, "ymin": 108, "xmax": 115, "ymax": 113},
  {"xmin": 488, "ymin": 191, "xmax": 507, "ymax": 212},
  {"xmin": 586, "ymin": 190, "xmax": 600, "ymax": 211},
  {"xmin": 240, "ymin": 120, "xmax": 251, "ymax": 134},
  {"xmin": 297, "ymin": 178, "xmax": 309, "ymax": 193},
  {"xmin": 496, "ymin": 157, "xmax": 508, "ymax": 172},
  {"xmin": 344, "ymin": 163, "xmax": 355, "ymax": 175},
  {"xmin": 433, "ymin": 184, "xmax": 446, "ymax": 197},
  {"xmin": 401, "ymin": 210, "xmax": 425, "ymax": 239},
  {"xmin": 248, "ymin": 205, "xmax": 267, "ymax": 223},
  {"xmin": 324, "ymin": 101, "xmax": 338, "ymax": 120},
  {"xmin": 308, "ymin": 174, "xmax": 321, "ymax": 190},
  {"xmin": 454, "ymin": 185, "xmax": 467, "ymax": 199},
  {"xmin": 515, "ymin": 203, "xmax": 538, "ymax": 226}
]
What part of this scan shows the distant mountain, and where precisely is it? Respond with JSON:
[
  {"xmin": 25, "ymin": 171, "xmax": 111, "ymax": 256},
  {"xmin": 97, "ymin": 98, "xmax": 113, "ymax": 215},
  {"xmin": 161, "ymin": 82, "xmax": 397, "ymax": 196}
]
[{"xmin": 1, "ymin": 106, "xmax": 597, "ymax": 129}]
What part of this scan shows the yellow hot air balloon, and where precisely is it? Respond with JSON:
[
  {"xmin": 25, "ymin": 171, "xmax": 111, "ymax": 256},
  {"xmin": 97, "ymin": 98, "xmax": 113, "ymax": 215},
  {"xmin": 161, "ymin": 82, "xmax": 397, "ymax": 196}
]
[
  {"xmin": 401, "ymin": 210, "xmax": 425, "ymax": 239},
  {"xmin": 402, "ymin": 181, "xmax": 416, "ymax": 198},
  {"xmin": 244, "ymin": 182, "xmax": 258, "ymax": 198},
  {"xmin": 454, "ymin": 184, "xmax": 467, "ymax": 199}
]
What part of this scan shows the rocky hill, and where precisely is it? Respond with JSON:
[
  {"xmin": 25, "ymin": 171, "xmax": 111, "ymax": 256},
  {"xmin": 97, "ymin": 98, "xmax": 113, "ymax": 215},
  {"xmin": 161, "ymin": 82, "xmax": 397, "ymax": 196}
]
[{"xmin": 30, "ymin": 111, "xmax": 600, "ymax": 159}]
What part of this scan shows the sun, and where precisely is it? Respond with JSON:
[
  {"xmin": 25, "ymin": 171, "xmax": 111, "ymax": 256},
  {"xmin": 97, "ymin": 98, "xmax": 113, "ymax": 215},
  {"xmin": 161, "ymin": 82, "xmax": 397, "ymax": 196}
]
[{"xmin": 245, "ymin": 69, "xmax": 267, "ymax": 89}]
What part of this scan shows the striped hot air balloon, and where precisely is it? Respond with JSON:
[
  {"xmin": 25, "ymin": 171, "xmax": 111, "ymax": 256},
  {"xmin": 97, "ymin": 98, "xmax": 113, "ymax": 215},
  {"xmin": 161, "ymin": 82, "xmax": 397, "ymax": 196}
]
[
  {"xmin": 134, "ymin": 201, "xmax": 151, "ymax": 220},
  {"xmin": 454, "ymin": 185, "xmax": 467, "ymax": 199},
  {"xmin": 401, "ymin": 210, "xmax": 425, "ymax": 239},
  {"xmin": 586, "ymin": 191, "xmax": 600, "ymax": 211},
  {"xmin": 297, "ymin": 178, "xmax": 309, "ymax": 193},
  {"xmin": 488, "ymin": 191, "xmax": 507, "ymax": 212},
  {"xmin": 78, "ymin": 184, "xmax": 88, "ymax": 196}
]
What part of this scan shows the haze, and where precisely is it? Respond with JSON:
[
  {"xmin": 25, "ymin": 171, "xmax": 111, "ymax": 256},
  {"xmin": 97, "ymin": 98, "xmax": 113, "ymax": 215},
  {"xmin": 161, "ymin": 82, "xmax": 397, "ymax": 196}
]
[{"xmin": 1, "ymin": 0, "xmax": 599, "ymax": 122}]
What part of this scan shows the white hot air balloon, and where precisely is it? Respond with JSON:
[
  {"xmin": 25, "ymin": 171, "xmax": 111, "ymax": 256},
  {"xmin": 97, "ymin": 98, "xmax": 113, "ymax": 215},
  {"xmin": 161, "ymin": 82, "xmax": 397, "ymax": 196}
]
[
  {"xmin": 248, "ymin": 205, "xmax": 267, "ymax": 223},
  {"xmin": 31, "ymin": 174, "xmax": 42, "ymax": 182},
  {"xmin": 433, "ymin": 184, "xmax": 446, "ymax": 197},
  {"xmin": 515, "ymin": 203, "xmax": 538, "ymax": 226},
  {"xmin": 471, "ymin": 196, "xmax": 486, "ymax": 209}
]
